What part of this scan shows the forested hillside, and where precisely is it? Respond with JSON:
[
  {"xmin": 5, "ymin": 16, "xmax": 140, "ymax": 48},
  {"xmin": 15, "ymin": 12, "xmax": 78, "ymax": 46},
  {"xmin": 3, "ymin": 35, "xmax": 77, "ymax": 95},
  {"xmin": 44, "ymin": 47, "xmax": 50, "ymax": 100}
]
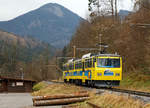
[
  {"xmin": 0, "ymin": 30, "xmax": 57, "ymax": 80},
  {"xmin": 65, "ymin": 0, "xmax": 150, "ymax": 74}
]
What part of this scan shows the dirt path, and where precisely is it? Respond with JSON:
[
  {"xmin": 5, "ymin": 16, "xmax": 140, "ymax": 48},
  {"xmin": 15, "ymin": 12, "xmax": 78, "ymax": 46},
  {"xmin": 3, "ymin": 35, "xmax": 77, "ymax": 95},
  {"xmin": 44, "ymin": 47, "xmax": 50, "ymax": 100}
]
[{"xmin": 0, "ymin": 93, "xmax": 61, "ymax": 108}]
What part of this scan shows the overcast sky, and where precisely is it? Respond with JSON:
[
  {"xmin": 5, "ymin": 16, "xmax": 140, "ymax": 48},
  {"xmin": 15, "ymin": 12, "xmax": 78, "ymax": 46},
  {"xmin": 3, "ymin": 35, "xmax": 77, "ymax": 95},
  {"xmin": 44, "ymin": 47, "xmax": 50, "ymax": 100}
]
[{"xmin": 0, "ymin": 0, "xmax": 134, "ymax": 21}]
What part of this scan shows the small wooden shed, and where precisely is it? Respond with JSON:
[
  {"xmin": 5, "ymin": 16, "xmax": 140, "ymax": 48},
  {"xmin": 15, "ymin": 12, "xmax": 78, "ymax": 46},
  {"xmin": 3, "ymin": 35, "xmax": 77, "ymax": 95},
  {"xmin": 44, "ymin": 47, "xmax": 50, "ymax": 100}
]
[{"xmin": 0, "ymin": 76, "xmax": 36, "ymax": 92}]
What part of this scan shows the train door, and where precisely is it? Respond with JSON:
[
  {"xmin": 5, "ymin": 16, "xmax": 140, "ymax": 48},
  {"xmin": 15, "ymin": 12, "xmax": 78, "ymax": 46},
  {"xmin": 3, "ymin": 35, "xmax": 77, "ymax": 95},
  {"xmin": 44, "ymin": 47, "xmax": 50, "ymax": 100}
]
[
  {"xmin": 82, "ymin": 61, "xmax": 86, "ymax": 83},
  {"xmin": 92, "ymin": 57, "xmax": 96, "ymax": 80}
]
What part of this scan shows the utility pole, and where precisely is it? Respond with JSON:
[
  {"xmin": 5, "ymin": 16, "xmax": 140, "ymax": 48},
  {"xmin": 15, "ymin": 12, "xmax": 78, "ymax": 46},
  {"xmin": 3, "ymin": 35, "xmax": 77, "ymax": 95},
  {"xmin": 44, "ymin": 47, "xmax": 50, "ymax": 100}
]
[
  {"xmin": 73, "ymin": 45, "xmax": 76, "ymax": 58},
  {"xmin": 99, "ymin": 34, "xmax": 102, "ymax": 52},
  {"xmin": 97, "ymin": 0, "xmax": 100, "ymax": 14}
]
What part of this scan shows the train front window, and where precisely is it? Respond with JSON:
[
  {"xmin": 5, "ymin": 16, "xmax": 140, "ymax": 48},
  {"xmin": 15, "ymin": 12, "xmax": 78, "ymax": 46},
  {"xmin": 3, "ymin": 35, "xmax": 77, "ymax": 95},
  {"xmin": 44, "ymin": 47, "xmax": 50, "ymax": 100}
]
[{"xmin": 97, "ymin": 58, "xmax": 120, "ymax": 68}]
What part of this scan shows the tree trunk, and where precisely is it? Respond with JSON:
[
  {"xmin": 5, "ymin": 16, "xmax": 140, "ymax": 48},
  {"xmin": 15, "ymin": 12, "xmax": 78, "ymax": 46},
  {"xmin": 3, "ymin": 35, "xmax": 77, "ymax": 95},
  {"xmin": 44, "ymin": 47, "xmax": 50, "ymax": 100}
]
[
  {"xmin": 33, "ymin": 93, "xmax": 89, "ymax": 101},
  {"xmin": 33, "ymin": 97, "xmax": 89, "ymax": 106},
  {"xmin": 111, "ymin": 0, "xmax": 114, "ymax": 16},
  {"xmin": 115, "ymin": 0, "xmax": 117, "ymax": 18}
]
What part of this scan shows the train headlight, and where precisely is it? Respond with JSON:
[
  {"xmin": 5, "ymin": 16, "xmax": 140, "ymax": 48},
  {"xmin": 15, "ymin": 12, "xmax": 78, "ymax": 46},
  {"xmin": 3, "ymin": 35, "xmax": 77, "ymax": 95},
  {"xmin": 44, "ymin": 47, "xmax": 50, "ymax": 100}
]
[
  {"xmin": 116, "ymin": 73, "xmax": 120, "ymax": 76},
  {"xmin": 97, "ymin": 73, "xmax": 102, "ymax": 76}
]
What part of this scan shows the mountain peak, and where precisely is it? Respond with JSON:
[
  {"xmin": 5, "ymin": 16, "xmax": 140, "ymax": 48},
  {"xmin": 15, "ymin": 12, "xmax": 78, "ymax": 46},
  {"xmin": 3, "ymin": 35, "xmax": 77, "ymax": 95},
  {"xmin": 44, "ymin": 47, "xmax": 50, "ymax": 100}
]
[
  {"xmin": 0, "ymin": 3, "xmax": 83, "ymax": 48},
  {"xmin": 40, "ymin": 3, "xmax": 64, "ymax": 17}
]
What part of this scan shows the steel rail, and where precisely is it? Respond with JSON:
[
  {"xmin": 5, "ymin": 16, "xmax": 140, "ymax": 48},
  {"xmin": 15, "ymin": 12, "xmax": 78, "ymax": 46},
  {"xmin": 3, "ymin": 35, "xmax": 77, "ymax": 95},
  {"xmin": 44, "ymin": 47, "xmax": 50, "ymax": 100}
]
[
  {"xmin": 50, "ymin": 81, "xmax": 150, "ymax": 97},
  {"xmin": 109, "ymin": 88, "xmax": 150, "ymax": 97}
]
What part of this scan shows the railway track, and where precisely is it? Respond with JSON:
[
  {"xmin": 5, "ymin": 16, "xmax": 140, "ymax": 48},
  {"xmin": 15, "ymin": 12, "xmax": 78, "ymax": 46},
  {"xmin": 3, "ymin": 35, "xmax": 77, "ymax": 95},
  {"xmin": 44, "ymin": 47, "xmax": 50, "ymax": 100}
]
[
  {"xmin": 106, "ymin": 88, "xmax": 150, "ymax": 97},
  {"xmin": 51, "ymin": 81, "xmax": 150, "ymax": 98},
  {"xmin": 97, "ymin": 87, "xmax": 150, "ymax": 103}
]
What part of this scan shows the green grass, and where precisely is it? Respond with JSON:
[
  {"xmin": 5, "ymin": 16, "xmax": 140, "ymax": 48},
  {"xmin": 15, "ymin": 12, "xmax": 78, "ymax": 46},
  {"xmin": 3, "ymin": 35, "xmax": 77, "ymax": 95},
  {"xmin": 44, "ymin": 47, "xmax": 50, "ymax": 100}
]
[
  {"xmin": 32, "ymin": 83, "xmax": 87, "ymax": 96},
  {"xmin": 32, "ymin": 81, "xmax": 48, "ymax": 91},
  {"xmin": 119, "ymin": 73, "xmax": 150, "ymax": 92}
]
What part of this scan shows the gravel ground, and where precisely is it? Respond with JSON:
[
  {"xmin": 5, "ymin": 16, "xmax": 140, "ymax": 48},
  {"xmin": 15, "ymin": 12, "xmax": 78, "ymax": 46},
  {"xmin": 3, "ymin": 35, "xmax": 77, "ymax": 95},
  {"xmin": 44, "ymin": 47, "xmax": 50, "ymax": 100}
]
[
  {"xmin": 94, "ymin": 88, "xmax": 150, "ymax": 104},
  {"xmin": 0, "ymin": 93, "xmax": 61, "ymax": 108}
]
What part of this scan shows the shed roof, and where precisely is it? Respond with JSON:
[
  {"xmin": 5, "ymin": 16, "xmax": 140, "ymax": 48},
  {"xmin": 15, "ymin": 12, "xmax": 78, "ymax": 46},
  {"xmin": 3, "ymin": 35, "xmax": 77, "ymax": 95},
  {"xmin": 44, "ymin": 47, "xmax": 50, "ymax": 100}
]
[{"xmin": 0, "ymin": 76, "xmax": 36, "ymax": 82}]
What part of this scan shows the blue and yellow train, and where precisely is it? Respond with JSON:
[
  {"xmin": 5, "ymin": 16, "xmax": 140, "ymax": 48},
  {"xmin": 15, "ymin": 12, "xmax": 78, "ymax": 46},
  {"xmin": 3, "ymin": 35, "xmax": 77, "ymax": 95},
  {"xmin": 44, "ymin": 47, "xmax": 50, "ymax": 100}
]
[{"xmin": 62, "ymin": 53, "xmax": 122, "ymax": 87}]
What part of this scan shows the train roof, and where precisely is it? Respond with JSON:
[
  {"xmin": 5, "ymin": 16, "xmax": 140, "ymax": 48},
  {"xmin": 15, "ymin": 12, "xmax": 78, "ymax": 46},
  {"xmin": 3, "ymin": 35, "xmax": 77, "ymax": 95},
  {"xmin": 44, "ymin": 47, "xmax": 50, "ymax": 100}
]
[
  {"xmin": 63, "ymin": 53, "xmax": 120, "ymax": 65},
  {"xmin": 82, "ymin": 53, "xmax": 120, "ymax": 58},
  {"xmin": 95, "ymin": 53, "xmax": 120, "ymax": 57}
]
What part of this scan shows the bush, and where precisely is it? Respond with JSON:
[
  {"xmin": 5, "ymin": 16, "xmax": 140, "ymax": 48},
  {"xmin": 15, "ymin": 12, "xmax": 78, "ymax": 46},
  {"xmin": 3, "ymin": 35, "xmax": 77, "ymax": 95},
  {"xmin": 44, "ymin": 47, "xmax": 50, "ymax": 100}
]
[{"xmin": 32, "ymin": 81, "xmax": 48, "ymax": 91}]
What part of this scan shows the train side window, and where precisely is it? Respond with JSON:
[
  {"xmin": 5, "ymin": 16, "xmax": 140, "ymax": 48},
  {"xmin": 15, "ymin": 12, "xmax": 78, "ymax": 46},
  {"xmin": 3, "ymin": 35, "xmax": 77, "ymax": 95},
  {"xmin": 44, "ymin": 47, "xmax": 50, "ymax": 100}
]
[
  {"xmin": 85, "ymin": 59, "xmax": 88, "ymax": 68},
  {"xmin": 79, "ymin": 62, "xmax": 82, "ymax": 69},
  {"xmin": 87, "ymin": 59, "xmax": 89, "ymax": 67},
  {"xmin": 73, "ymin": 63, "xmax": 74, "ymax": 70},
  {"xmin": 86, "ymin": 59, "xmax": 91, "ymax": 68},
  {"xmin": 69, "ymin": 63, "xmax": 73, "ymax": 70},
  {"xmin": 87, "ymin": 59, "xmax": 89, "ymax": 68},
  {"xmin": 65, "ymin": 65, "xmax": 67, "ymax": 71},
  {"xmin": 70, "ymin": 64, "xmax": 72, "ymax": 70},
  {"xmin": 71, "ymin": 64, "xmax": 72, "ymax": 70},
  {"xmin": 69, "ymin": 64, "xmax": 71, "ymax": 70},
  {"xmin": 86, "ymin": 60, "xmax": 88, "ymax": 68},
  {"xmin": 79, "ymin": 62, "xmax": 80, "ymax": 69},
  {"xmin": 93, "ymin": 58, "xmax": 96, "ymax": 67},
  {"xmin": 77, "ymin": 62, "xmax": 79, "ymax": 69},
  {"xmin": 82, "ymin": 62, "xmax": 85, "ymax": 71},
  {"xmin": 90, "ymin": 59, "xmax": 92, "ymax": 67},
  {"xmin": 88, "ymin": 59, "xmax": 92, "ymax": 68},
  {"xmin": 76, "ymin": 63, "xmax": 78, "ymax": 69},
  {"xmin": 66, "ymin": 65, "xmax": 68, "ymax": 71},
  {"xmin": 85, "ymin": 62, "xmax": 87, "ymax": 68},
  {"xmin": 66, "ymin": 65, "xmax": 69, "ymax": 71},
  {"xmin": 75, "ymin": 62, "xmax": 77, "ymax": 69}
]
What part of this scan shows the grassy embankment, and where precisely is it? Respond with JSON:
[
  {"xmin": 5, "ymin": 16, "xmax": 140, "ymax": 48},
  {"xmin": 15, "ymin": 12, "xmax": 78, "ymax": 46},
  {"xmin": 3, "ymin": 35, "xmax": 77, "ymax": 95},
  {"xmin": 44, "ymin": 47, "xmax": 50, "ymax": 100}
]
[
  {"xmin": 32, "ymin": 81, "xmax": 49, "ymax": 91},
  {"xmin": 32, "ymin": 82, "xmax": 150, "ymax": 108},
  {"xmin": 119, "ymin": 73, "xmax": 150, "ymax": 92}
]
